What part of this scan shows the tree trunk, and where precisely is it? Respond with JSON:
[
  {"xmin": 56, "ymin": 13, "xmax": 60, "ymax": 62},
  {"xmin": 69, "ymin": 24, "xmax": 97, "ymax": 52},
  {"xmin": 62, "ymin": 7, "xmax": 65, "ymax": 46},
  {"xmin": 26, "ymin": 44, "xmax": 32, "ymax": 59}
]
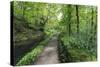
[
  {"xmin": 76, "ymin": 5, "xmax": 79, "ymax": 36},
  {"xmin": 91, "ymin": 7, "xmax": 94, "ymax": 31},
  {"xmin": 68, "ymin": 5, "xmax": 72, "ymax": 36},
  {"xmin": 89, "ymin": 7, "xmax": 94, "ymax": 43}
]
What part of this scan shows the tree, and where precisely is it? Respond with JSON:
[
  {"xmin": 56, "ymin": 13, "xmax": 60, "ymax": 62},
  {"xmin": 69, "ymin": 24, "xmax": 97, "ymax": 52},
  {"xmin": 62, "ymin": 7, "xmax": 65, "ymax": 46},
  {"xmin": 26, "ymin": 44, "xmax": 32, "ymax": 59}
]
[
  {"xmin": 67, "ymin": 5, "xmax": 72, "ymax": 36},
  {"xmin": 75, "ymin": 5, "xmax": 79, "ymax": 36}
]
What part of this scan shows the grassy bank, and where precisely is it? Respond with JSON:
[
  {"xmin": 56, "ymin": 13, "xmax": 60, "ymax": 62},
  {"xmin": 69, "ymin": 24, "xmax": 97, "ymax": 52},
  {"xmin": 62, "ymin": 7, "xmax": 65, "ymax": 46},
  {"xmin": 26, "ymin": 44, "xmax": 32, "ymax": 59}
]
[{"xmin": 16, "ymin": 37, "xmax": 50, "ymax": 66}]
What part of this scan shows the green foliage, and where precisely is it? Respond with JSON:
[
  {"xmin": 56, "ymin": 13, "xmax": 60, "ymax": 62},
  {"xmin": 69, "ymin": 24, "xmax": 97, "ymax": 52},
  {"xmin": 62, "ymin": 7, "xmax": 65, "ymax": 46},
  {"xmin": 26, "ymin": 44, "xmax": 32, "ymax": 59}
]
[
  {"xmin": 12, "ymin": 1, "xmax": 97, "ymax": 65},
  {"xmin": 16, "ymin": 38, "xmax": 50, "ymax": 66},
  {"xmin": 60, "ymin": 32, "xmax": 97, "ymax": 62}
]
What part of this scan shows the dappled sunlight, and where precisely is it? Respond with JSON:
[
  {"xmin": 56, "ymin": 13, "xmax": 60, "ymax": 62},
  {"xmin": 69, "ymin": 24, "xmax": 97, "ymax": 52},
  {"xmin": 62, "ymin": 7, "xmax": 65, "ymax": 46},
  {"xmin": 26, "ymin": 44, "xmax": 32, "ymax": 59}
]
[
  {"xmin": 57, "ymin": 12, "xmax": 63, "ymax": 21},
  {"xmin": 12, "ymin": 1, "xmax": 97, "ymax": 66}
]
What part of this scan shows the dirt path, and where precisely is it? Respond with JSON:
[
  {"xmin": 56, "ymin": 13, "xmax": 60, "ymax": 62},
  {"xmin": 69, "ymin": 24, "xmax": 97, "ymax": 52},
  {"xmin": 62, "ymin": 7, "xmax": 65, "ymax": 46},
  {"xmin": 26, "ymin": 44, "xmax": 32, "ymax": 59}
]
[{"xmin": 34, "ymin": 36, "xmax": 59, "ymax": 65}]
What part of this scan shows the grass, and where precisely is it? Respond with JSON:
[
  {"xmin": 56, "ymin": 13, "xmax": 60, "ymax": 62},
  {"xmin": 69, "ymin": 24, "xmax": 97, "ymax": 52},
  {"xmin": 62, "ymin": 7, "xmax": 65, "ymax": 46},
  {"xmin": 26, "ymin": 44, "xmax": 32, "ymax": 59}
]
[{"xmin": 16, "ymin": 37, "xmax": 50, "ymax": 66}]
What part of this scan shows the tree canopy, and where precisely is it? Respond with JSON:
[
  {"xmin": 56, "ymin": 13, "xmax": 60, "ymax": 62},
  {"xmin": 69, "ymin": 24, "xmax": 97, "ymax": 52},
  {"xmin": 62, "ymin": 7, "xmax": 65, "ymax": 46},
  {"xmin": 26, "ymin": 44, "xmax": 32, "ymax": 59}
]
[{"xmin": 12, "ymin": 1, "xmax": 97, "ymax": 66}]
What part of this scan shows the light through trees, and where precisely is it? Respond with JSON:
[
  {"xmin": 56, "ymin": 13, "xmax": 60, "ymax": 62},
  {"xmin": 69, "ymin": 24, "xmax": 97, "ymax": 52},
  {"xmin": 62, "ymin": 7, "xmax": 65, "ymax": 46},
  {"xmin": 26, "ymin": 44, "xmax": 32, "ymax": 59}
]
[{"xmin": 11, "ymin": 1, "xmax": 97, "ymax": 66}]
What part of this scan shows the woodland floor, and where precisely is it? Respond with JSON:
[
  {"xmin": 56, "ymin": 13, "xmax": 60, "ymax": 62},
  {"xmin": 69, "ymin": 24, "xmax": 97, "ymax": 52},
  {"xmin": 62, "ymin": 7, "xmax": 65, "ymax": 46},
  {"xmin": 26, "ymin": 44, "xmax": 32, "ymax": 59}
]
[{"xmin": 34, "ymin": 36, "xmax": 59, "ymax": 65}]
